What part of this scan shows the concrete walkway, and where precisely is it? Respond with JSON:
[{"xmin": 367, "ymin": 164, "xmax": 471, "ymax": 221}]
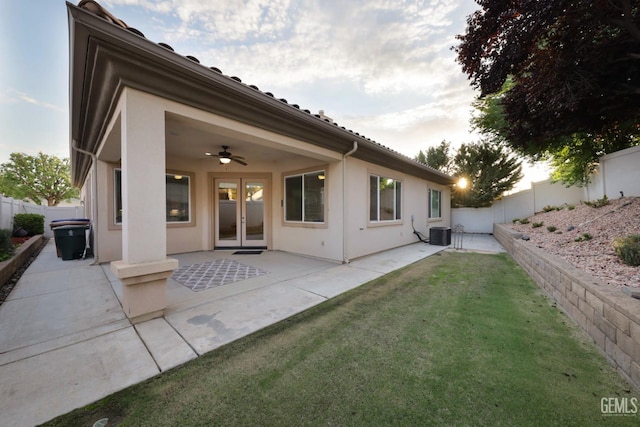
[{"xmin": 0, "ymin": 234, "xmax": 503, "ymax": 426}]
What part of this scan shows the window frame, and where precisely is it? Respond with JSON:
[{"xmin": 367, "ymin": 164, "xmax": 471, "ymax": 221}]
[
  {"xmin": 428, "ymin": 188, "xmax": 442, "ymax": 220},
  {"xmin": 283, "ymin": 169, "xmax": 327, "ymax": 225},
  {"xmin": 113, "ymin": 168, "xmax": 195, "ymax": 227},
  {"xmin": 369, "ymin": 173, "xmax": 403, "ymax": 224}
]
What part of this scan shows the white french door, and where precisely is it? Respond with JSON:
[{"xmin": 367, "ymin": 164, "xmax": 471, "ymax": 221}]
[{"xmin": 215, "ymin": 178, "xmax": 266, "ymax": 248}]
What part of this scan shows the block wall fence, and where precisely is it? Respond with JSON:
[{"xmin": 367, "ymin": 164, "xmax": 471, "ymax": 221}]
[{"xmin": 494, "ymin": 223, "xmax": 640, "ymax": 391}]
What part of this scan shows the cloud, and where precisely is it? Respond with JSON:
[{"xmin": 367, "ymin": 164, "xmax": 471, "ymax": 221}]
[{"xmin": 0, "ymin": 89, "xmax": 65, "ymax": 113}]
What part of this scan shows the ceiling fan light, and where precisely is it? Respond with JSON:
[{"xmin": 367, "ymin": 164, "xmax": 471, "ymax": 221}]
[{"xmin": 220, "ymin": 157, "xmax": 231, "ymax": 164}]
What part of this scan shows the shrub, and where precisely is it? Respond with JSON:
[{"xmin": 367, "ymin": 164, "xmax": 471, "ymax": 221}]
[
  {"xmin": 512, "ymin": 218, "xmax": 520, "ymax": 223},
  {"xmin": 575, "ymin": 233, "xmax": 593, "ymax": 242},
  {"xmin": 547, "ymin": 226, "xmax": 557, "ymax": 232},
  {"xmin": 567, "ymin": 205, "xmax": 575, "ymax": 210},
  {"xmin": 13, "ymin": 213, "xmax": 45, "ymax": 236},
  {"xmin": 532, "ymin": 221, "xmax": 544, "ymax": 228},
  {"xmin": 542, "ymin": 205, "xmax": 559, "ymax": 212},
  {"xmin": 0, "ymin": 229, "xmax": 14, "ymax": 262},
  {"xmin": 519, "ymin": 218, "xmax": 530, "ymax": 224},
  {"xmin": 584, "ymin": 195, "xmax": 610, "ymax": 208},
  {"xmin": 613, "ymin": 235, "xmax": 640, "ymax": 266}
]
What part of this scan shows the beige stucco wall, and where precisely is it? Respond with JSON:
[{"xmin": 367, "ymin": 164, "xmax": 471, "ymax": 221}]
[{"xmin": 344, "ymin": 158, "xmax": 451, "ymax": 260}]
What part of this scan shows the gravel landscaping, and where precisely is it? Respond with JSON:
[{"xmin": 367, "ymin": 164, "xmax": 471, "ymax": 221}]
[{"xmin": 507, "ymin": 196, "xmax": 640, "ymax": 288}]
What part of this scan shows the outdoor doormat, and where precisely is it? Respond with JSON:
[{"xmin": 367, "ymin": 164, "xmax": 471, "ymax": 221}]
[
  {"xmin": 233, "ymin": 250, "xmax": 263, "ymax": 255},
  {"xmin": 172, "ymin": 259, "xmax": 268, "ymax": 292}
]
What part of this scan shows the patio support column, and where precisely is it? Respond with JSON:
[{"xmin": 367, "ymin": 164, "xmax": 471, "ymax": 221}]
[{"xmin": 111, "ymin": 89, "xmax": 177, "ymax": 323}]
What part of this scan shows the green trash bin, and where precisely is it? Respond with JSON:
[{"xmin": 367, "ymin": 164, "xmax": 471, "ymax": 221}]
[{"xmin": 53, "ymin": 225, "xmax": 88, "ymax": 260}]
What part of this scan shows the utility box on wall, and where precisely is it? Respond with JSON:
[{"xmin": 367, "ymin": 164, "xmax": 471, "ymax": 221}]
[{"xmin": 429, "ymin": 227, "xmax": 451, "ymax": 246}]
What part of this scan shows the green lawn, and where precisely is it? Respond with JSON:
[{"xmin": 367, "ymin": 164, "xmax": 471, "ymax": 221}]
[{"xmin": 46, "ymin": 252, "xmax": 639, "ymax": 426}]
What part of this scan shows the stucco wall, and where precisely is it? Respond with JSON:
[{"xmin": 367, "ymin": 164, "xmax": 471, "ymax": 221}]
[
  {"xmin": 345, "ymin": 158, "xmax": 450, "ymax": 261},
  {"xmin": 494, "ymin": 223, "xmax": 640, "ymax": 391}
]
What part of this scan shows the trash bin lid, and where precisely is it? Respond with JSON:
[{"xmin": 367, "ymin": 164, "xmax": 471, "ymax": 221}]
[{"xmin": 53, "ymin": 224, "xmax": 90, "ymax": 230}]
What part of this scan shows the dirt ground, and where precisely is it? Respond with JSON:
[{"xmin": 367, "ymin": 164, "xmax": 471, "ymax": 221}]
[{"xmin": 507, "ymin": 196, "xmax": 640, "ymax": 288}]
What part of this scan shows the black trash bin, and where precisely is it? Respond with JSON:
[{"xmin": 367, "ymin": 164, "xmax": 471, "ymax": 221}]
[
  {"xmin": 50, "ymin": 219, "xmax": 90, "ymax": 258},
  {"xmin": 429, "ymin": 227, "xmax": 451, "ymax": 246},
  {"xmin": 53, "ymin": 225, "xmax": 89, "ymax": 260}
]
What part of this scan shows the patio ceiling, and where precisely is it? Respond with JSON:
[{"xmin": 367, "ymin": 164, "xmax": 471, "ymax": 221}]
[{"xmin": 97, "ymin": 112, "xmax": 339, "ymax": 164}]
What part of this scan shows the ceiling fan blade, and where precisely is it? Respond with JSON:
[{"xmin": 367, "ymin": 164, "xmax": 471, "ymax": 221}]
[{"xmin": 231, "ymin": 157, "xmax": 248, "ymax": 166}]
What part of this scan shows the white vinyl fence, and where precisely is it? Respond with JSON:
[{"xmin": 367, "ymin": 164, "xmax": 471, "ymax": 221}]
[
  {"xmin": 452, "ymin": 179, "xmax": 584, "ymax": 234},
  {"xmin": 0, "ymin": 196, "xmax": 84, "ymax": 238},
  {"xmin": 452, "ymin": 145, "xmax": 640, "ymax": 234}
]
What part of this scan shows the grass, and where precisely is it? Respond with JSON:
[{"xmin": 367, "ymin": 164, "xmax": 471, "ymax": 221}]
[{"xmin": 45, "ymin": 252, "xmax": 638, "ymax": 426}]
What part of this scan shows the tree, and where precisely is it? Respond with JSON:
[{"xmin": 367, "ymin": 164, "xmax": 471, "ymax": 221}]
[
  {"xmin": 471, "ymin": 79, "xmax": 639, "ymax": 186},
  {"xmin": 0, "ymin": 152, "xmax": 79, "ymax": 206},
  {"xmin": 455, "ymin": 0, "xmax": 640, "ymax": 154},
  {"xmin": 451, "ymin": 141, "xmax": 523, "ymax": 207},
  {"xmin": 415, "ymin": 141, "xmax": 453, "ymax": 174},
  {"xmin": 415, "ymin": 140, "xmax": 523, "ymax": 207}
]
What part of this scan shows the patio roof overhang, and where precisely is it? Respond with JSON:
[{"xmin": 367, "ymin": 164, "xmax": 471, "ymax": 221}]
[{"xmin": 67, "ymin": 2, "xmax": 455, "ymax": 187}]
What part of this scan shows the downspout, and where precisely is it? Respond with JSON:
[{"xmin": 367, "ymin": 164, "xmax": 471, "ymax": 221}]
[
  {"xmin": 71, "ymin": 140, "xmax": 100, "ymax": 264},
  {"xmin": 342, "ymin": 141, "xmax": 358, "ymax": 264}
]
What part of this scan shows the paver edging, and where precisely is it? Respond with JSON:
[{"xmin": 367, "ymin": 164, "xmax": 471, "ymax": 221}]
[
  {"xmin": 0, "ymin": 234, "xmax": 44, "ymax": 288},
  {"xmin": 494, "ymin": 223, "xmax": 640, "ymax": 391}
]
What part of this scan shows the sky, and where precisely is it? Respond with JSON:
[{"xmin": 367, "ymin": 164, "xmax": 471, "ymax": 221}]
[{"xmin": 0, "ymin": 0, "xmax": 549, "ymax": 189}]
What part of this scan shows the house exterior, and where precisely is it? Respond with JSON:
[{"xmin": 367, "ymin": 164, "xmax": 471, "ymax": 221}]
[{"xmin": 67, "ymin": 1, "xmax": 454, "ymax": 322}]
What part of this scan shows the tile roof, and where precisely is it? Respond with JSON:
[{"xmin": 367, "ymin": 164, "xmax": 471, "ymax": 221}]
[{"xmin": 75, "ymin": 0, "xmax": 451, "ymax": 178}]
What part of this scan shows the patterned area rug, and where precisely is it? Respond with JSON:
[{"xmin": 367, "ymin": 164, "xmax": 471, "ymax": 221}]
[{"xmin": 172, "ymin": 259, "xmax": 268, "ymax": 292}]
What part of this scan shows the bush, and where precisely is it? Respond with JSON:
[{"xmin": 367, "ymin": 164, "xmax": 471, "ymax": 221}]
[
  {"xmin": 532, "ymin": 221, "xmax": 544, "ymax": 228},
  {"xmin": 575, "ymin": 233, "xmax": 592, "ymax": 242},
  {"xmin": 584, "ymin": 195, "xmax": 610, "ymax": 208},
  {"xmin": 613, "ymin": 235, "xmax": 640, "ymax": 266},
  {"xmin": 543, "ymin": 205, "xmax": 559, "ymax": 212},
  {"xmin": 0, "ymin": 229, "xmax": 14, "ymax": 262},
  {"xmin": 13, "ymin": 213, "xmax": 45, "ymax": 236},
  {"xmin": 547, "ymin": 226, "xmax": 557, "ymax": 232},
  {"xmin": 512, "ymin": 218, "xmax": 520, "ymax": 223},
  {"xmin": 567, "ymin": 205, "xmax": 575, "ymax": 210},
  {"xmin": 519, "ymin": 218, "xmax": 530, "ymax": 224}
]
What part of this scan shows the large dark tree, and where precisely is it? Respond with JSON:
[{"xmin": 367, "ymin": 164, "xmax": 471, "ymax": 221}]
[{"xmin": 455, "ymin": 0, "xmax": 640, "ymax": 155}]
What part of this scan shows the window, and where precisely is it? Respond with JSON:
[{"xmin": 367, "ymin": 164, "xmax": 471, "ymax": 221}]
[
  {"xmin": 114, "ymin": 169, "xmax": 191, "ymax": 224},
  {"xmin": 165, "ymin": 174, "xmax": 190, "ymax": 222},
  {"xmin": 284, "ymin": 170, "xmax": 325, "ymax": 223},
  {"xmin": 429, "ymin": 188, "xmax": 441, "ymax": 219},
  {"xmin": 370, "ymin": 175, "xmax": 402, "ymax": 222}
]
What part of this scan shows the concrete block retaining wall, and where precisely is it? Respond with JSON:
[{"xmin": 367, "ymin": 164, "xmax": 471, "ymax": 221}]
[
  {"xmin": 494, "ymin": 223, "xmax": 640, "ymax": 391},
  {"xmin": 0, "ymin": 235, "xmax": 44, "ymax": 287}
]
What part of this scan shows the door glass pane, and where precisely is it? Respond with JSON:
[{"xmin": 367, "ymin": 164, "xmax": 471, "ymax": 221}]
[
  {"xmin": 245, "ymin": 182, "xmax": 264, "ymax": 241},
  {"xmin": 218, "ymin": 182, "xmax": 237, "ymax": 240}
]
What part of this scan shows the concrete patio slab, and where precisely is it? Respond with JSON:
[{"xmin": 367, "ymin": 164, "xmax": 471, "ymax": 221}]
[
  {"xmin": 0, "ymin": 271, "xmax": 125, "ymax": 354},
  {"xmin": 289, "ymin": 263, "xmax": 381, "ymax": 299},
  {"xmin": 0, "ymin": 327, "xmax": 158, "ymax": 427},
  {"xmin": 135, "ymin": 318, "xmax": 198, "ymax": 371},
  {"xmin": 165, "ymin": 282, "xmax": 326, "ymax": 355}
]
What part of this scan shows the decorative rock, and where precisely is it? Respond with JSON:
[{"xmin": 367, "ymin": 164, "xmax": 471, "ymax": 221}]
[
  {"xmin": 567, "ymin": 225, "xmax": 575, "ymax": 231},
  {"xmin": 521, "ymin": 235, "xmax": 530, "ymax": 241}
]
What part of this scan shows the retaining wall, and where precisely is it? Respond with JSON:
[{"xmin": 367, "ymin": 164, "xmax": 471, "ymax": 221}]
[
  {"xmin": 494, "ymin": 223, "xmax": 640, "ymax": 391},
  {"xmin": 0, "ymin": 235, "xmax": 44, "ymax": 288}
]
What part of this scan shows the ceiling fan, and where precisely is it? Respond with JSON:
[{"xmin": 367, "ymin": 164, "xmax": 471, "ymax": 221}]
[{"xmin": 205, "ymin": 145, "xmax": 247, "ymax": 166}]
